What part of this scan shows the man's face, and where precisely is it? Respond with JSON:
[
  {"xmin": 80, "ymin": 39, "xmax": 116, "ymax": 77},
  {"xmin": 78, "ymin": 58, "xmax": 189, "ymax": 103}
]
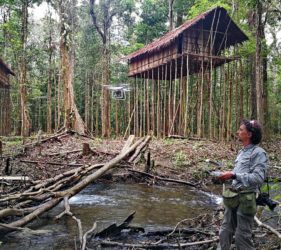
[{"xmin": 237, "ymin": 124, "xmax": 251, "ymax": 143}]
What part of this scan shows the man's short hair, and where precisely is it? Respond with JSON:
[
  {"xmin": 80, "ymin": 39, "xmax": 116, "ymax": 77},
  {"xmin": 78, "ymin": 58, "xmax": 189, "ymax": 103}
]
[{"xmin": 241, "ymin": 119, "xmax": 262, "ymax": 144}]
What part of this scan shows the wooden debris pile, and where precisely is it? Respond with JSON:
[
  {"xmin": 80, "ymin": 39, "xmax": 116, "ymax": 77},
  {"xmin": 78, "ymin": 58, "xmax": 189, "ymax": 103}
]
[{"xmin": 0, "ymin": 132, "xmax": 151, "ymax": 240}]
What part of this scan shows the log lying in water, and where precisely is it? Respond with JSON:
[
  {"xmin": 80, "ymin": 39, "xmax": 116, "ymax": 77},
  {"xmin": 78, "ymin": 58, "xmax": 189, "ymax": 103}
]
[{"xmin": 96, "ymin": 211, "xmax": 139, "ymax": 238}]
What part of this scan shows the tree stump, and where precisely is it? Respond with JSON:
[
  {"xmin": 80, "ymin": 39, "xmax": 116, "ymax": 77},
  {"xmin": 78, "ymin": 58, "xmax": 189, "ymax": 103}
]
[
  {"xmin": 82, "ymin": 143, "xmax": 92, "ymax": 156},
  {"xmin": 145, "ymin": 151, "xmax": 151, "ymax": 173}
]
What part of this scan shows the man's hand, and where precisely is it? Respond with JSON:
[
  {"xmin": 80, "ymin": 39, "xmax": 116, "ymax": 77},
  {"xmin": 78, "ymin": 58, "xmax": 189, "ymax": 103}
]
[{"xmin": 218, "ymin": 171, "xmax": 235, "ymax": 181}]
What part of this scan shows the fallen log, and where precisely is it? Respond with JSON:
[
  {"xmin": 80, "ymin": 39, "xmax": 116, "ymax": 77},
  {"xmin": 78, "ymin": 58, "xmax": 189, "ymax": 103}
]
[
  {"xmin": 0, "ymin": 206, "xmax": 38, "ymax": 218},
  {"xmin": 96, "ymin": 211, "xmax": 136, "ymax": 238},
  {"xmin": 121, "ymin": 135, "xmax": 135, "ymax": 154},
  {"xmin": 0, "ymin": 176, "xmax": 30, "ymax": 181},
  {"xmin": 144, "ymin": 228, "xmax": 215, "ymax": 237},
  {"xmin": 45, "ymin": 149, "xmax": 82, "ymax": 157},
  {"xmin": 23, "ymin": 130, "xmax": 67, "ymax": 148}
]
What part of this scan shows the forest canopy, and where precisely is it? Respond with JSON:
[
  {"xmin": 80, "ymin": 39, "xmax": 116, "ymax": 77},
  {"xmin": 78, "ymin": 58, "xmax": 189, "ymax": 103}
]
[{"xmin": 0, "ymin": 0, "xmax": 281, "ymax": 138}]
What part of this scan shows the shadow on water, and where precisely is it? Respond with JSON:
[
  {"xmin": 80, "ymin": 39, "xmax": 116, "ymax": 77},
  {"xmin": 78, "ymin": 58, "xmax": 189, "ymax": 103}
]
[{"xmin": 1, "ymin": 183, "xmax": 222, "ymax": 250}]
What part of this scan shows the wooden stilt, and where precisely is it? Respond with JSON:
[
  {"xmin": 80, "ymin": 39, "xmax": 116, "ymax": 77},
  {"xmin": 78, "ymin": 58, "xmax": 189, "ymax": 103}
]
[{"xmin": 157, "ymin": 66, "xmax": 161, "ymax": 137}]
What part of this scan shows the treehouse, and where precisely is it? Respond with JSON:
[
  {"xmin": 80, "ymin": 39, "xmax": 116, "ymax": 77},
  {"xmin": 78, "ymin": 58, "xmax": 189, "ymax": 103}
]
[
  {"xmin": 126, "ymin": 6, "xmax": 248, "ymax": 79},
  {"xmin": 125, "ymin": 7, "xmax": 249, "ymax": 140},
  {"xmin": 0, "ymin": 58, "xmax": 14, "ymax": 136}
]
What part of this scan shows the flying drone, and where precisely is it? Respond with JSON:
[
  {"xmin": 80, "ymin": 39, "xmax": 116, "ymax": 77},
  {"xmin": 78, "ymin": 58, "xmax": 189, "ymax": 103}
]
[{"xmin": 103, "ymin": 83, "xmax": 132, "ymax": 100}]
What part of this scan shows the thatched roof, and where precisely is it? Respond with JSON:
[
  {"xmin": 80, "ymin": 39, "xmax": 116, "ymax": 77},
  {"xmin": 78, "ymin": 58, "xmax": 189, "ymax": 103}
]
[
  {"xmin": 0, "ymin": 57, "xmax": 15, "ymax": 76},
  {"xmin": 126, "ymin": 6, "xmax": 248, "ymax": 61}
]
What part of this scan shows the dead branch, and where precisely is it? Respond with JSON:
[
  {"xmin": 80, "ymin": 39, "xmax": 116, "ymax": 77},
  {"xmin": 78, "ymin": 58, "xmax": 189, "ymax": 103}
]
[
  {"xmin": 145, "ymin": 228, "xmax": 214, "ymax": 237},
  {"xmin": 128, "ymin": 169, "xmax": 197, "ymax": 187},
  {"xmin": 128, "ymin": 136, "xmax": 151, "ymax": 163},
  {"xmin": 254, "ymin": 216, "xmax": 281, "ymax": 238},
  {"xmin": 20, "ymin": 159, "xmax": 84, "ymax": 167},
  {"xmin": 56, "ymin": 196, "xmax": 74, "ymax": 219},
  {"xmin": 167, "ymin": 135, "xmax": 188, "ymax": 139},
  {"xmin": 0, "ymin": 223, "xmax": 26, "ymax": 231},
  {"xmin": 99, "ymin": 238, "xmax": 219, "ymax": 248},
  {"xmin": 167, "ymin": 216, "xmax": 213, "ymax": 237},
  {"xmin": 23, "ymin": 130, "xmax": 67, "ymax": 148},
  {"xmin": 56, "ymin": 195, "xmax": 98, "ymax": 250},
  {"xmin": 45, "ymin": 149, "xmax": 82, "ymax": 157},
  {"xmin": 82, "ymin": 222, "xmax": 97, "ymax": 250},
  {"xmin": 55, "ymin": 195, "xmax": 84, "ymax": 247}
]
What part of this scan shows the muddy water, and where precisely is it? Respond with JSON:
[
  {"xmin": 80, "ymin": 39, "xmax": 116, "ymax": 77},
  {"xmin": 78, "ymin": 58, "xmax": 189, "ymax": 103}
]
[{"xmin": 1, "ymin": 183, "xmax": 221, "ymax": 250}]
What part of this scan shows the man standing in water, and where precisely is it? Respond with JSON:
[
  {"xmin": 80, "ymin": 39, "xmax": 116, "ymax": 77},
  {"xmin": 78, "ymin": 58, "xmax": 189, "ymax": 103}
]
[{"xmin": 217, "ymin": 119, "xmax": 268, "ymax": 250}]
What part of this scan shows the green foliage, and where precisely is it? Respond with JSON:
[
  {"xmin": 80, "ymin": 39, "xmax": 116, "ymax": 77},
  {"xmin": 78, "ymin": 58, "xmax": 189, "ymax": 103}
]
[
  {"xmin": 163, "ymin": 138, "xmax": 174, "ymax": 146},
  {"xmin": 122, "ymin": 42, "xmax": 144, "ymax": 55},
  {"xmin": 188, "ymin": 0, "xmax": 231, "ymax": 18},
  {"xmin": 174, "ymin": 150, "xmax": 186, "ymax": 166},
  {"xmin": 133, "ymin": 0, "xmax": 168, "ymax": 44}
]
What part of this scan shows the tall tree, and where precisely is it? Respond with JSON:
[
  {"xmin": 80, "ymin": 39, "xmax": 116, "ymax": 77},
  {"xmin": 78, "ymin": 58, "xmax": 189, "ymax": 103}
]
[
  {"xmin": 19, "ymin": 0, "xmax": 32, "ymax": 137},
  {"xmin": 168, "ymin": 0, "xmax": 175, "ymax": 31},
  {"xmin": 89, "ymin": 0, "xmax": 134, "ymax": 137},
  {"xmin": 89, "ymin": 0, "xmax": 111, "ymax": 137},
  {"xmin": 59, "ymin": 0, "xmax": 86, "ymax": 133},
  {"xmin": 46, "ymin": 4, "xmax": 55, "ymax": 133},
  {"xmin": 255, "ymin": 1, "xmax": 264, "ymax": 126}
]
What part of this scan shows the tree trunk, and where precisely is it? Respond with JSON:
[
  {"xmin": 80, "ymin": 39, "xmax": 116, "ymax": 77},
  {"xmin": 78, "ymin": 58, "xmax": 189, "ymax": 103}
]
[
  {"xmin": 101, "ymin": 46, "xmax": 111, "ymax": 137},
  {"xmin": 47, "ymin": 14, "xmax": 53, "ymax": 133},
  {"xmin": 255, "ymin": 2, "xmax": 263, "ymax": 126},
  {"xmin": 56, "ymin": 62, "xmax": 62, "ymax": 131},
  {"xmin": 59, "ymin": 0, "xmax": 86, "ymax": 134},
  {"xmin": 19, "ymin": 0, "xmax": 31, "ymax": 138},
  {"xmin": 85, "ymin": 73, "xmax": 90, "ymax": 129},
  {"xmin": 168, "ymin": 0, "xmax": 175, "ymax": 31}
]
